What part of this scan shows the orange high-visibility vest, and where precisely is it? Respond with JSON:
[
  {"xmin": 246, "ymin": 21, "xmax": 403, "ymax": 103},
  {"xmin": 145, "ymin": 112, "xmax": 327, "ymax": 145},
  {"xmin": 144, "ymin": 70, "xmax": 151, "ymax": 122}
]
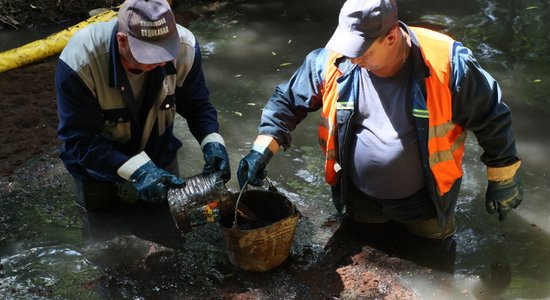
[
  {"xmin": 318, "ymin": 51, "xmax": 343, "ymax": 186},
  {"xmin": 413, "ymin": 27, "xmax": 466, "ymax": 195},
  {"xmin": 318, "ymin": 28, "xmax": 466, "ymax": 195}
]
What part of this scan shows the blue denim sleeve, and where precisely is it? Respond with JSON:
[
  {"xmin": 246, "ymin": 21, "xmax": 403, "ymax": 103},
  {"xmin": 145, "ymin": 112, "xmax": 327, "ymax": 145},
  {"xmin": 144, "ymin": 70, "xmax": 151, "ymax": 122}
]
[
  {"xmin": 258, "ymin": 48, "xmax": 326, "ymax": 148},
  {"xmin": 450, "ymin": 42, "xmax": 519, "ymax": 166}
]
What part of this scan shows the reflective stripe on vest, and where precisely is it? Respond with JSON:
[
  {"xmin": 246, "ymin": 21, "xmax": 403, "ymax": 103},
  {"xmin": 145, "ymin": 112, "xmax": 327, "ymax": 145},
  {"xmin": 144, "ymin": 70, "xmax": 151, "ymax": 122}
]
[
  {"xmin": 318, "ymin": 51, "xmax": 342, "ymax": 186},
  {"xmin": 411, "ymin": 27, "xmax": 466, "ymax": 195}
]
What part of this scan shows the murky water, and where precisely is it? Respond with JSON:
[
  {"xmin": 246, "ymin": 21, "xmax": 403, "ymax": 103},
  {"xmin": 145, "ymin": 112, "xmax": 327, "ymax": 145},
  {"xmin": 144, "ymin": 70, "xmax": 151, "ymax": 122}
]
[{"xmin": 1, "ymin": 0, "xmax": 549, "ymax": 299}]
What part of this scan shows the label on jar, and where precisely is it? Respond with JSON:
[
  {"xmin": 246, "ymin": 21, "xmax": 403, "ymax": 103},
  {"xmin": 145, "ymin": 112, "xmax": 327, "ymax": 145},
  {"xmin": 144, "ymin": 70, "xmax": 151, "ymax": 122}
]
[{"xmin": 188, "ymin": 201, "xmax": 221, "ymax": 228}]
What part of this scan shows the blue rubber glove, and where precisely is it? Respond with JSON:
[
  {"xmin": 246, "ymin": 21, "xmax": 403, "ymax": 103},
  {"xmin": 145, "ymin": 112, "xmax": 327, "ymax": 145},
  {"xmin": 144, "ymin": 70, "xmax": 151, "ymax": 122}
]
[
  {"xmin": 485, "ymin": 174, "xmax": 523, "ymax": 221},
  {"xmin": 237, "ymin": 149, "xmax": 273, "ymax": 189},
  {"xmin": 130, "ymin": 161, "xmax": 185, "ymax": 204},
  {"xmin": 202, "ymin": 142, "xmax": 231, "ymax": 183}
]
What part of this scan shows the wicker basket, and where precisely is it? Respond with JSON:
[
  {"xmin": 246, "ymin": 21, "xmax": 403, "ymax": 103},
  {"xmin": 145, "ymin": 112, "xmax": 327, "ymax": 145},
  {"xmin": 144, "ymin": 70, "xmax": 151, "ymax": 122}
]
[{"xmin": 221, "ymin": 182, "xmax": 300, "ymax": 272}]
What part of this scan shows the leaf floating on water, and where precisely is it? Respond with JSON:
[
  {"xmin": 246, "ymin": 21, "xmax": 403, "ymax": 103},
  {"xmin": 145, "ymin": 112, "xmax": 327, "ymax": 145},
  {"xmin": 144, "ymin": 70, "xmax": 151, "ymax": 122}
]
[
  {"xmin": 272, "ymin": 51, "xmax": 277, "ymax": 56},
  {"xmin": 234, "ymin": 111, "xmax": 243, "ymax": 117},
  {"xmin": 234, "ymin": 74, "xmax": 242, "ymax": 78},
  {"xmin": 533, "ymin": 79, "xmax": 542, "ymax": 83},
  {"xmin": 279, "ymin": 62, "xmax": 292, "ymax": 67}
]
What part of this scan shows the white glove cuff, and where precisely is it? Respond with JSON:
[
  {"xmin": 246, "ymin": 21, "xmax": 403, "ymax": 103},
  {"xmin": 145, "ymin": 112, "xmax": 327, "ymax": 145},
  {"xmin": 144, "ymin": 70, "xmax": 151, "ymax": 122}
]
[
  {"xmin": 200, "ymin": 132, "xmax": 225, "ymax": 150},
  {"xmin": 117, "ymin": 151, "xmax": 151, "ymax": 180},
  {"xmin": 251, "ymin": 135, "xmax": 280, "ymax": 155}
]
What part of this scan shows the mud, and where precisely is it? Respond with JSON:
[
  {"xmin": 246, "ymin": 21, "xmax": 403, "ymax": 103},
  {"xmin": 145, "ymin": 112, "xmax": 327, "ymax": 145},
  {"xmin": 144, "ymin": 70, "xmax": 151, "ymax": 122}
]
[{"xmin": 0, "ymin": 57, "xmax": 59, "ymax": 176}]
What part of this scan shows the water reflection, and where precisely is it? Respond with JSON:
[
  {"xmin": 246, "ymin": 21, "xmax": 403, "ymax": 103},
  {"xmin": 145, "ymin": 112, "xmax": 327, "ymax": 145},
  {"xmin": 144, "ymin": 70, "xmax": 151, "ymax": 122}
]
[{"xmin": 0, "ymin": 246, "xmax": 101, "ymax": 298}]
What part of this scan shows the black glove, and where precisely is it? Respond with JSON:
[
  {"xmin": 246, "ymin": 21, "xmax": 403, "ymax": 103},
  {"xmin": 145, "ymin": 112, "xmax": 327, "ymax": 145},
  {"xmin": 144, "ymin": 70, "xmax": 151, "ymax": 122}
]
[
  {"xmin": 202, "ymin": 142, "xmax": 231, "ymax": 183},
  {"xmin": 130, "ymin": 161, "xmax": 185, "ymax": 204},
  {"xmin": 237, "ymin": 149, "xmax": 273, "ymax": 189},
  {"xmin": 485, "ymin": 174, "xmax": 523, "ymax": 221}
]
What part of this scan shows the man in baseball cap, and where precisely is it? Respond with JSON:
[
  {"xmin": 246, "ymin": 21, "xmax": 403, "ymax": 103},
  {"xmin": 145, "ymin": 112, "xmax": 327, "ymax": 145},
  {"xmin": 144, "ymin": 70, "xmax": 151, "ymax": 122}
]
[{"xmin": 56, "ymin": 0, "xmax": 231, "ymax": 236}]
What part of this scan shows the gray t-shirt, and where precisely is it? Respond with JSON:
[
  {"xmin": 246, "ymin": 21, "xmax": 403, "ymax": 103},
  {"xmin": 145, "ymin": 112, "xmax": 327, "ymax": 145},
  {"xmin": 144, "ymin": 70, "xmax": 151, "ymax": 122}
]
[
  {"xmin": 350, "ymin": 58, "xmax": 425, "ymax": 199},
  {"xmin": 126, "ymin": 70, "xmax": 147, "ymax": 108}
]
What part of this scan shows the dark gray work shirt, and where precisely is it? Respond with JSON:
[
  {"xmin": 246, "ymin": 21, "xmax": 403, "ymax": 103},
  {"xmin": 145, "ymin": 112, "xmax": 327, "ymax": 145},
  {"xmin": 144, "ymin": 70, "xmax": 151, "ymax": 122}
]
[{"xmin": 350, "ymin": 58, "xmax": 425, "ymax": 199}]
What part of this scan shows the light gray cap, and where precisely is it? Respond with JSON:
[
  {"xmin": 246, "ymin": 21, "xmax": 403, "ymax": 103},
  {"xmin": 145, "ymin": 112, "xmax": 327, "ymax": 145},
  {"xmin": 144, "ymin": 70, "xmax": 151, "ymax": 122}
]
[
  {"xmin": 325, "ymin": 0, "xmax": 398, "ymax": 58},
  {"xmin": 118, "ymin": 0, "xmax": 180, "ymax": 64}
]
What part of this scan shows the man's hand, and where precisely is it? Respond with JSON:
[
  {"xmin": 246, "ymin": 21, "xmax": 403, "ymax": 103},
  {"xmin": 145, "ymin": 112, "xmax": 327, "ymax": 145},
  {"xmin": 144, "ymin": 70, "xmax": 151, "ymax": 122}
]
[
  {"xmin": 485, "ymin": 174, "xmax": 523, "ymax": 221},
  {"xmin": 237, "ymin": 149, "xmax": 273, "ymax": 189},
  {"xmin": 130, "ymin": 161, "xmax": 185, "ymax": 204},
  {"xmin": 202, "ymin": 142, "xmax": 231, "ymax": 183}
]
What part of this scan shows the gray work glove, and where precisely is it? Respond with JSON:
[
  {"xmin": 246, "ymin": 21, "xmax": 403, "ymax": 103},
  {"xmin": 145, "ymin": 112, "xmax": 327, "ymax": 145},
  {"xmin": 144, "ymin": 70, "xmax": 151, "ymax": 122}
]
[{"xmin": 485, "ymin": 173, "xmax": 523, "ymax": 221}]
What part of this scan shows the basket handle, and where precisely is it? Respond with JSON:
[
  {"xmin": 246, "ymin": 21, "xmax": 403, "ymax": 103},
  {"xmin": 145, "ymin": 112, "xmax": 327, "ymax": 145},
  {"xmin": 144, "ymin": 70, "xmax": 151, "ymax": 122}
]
[
  {"xmin": 234, "ymin": 180, "xmax": 248, "ymax": 225},
  {"xmin": 264, "ymin": 177, "xmax": 277, "ymax": 192}
]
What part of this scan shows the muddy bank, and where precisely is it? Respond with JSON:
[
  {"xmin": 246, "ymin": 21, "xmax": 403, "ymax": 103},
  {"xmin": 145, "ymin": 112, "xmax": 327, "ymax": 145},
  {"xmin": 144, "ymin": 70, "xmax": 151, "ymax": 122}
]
[{"xmin": 0, "ymin": 57, "xmax": 59, "ymax": 176}]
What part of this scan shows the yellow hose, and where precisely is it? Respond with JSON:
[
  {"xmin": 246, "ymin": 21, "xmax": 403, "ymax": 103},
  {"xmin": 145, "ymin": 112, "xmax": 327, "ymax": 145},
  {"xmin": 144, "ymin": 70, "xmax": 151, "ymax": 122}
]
[{"xmin": 0, "ymin": 0, "xmax": 173, "ymax": 73}]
